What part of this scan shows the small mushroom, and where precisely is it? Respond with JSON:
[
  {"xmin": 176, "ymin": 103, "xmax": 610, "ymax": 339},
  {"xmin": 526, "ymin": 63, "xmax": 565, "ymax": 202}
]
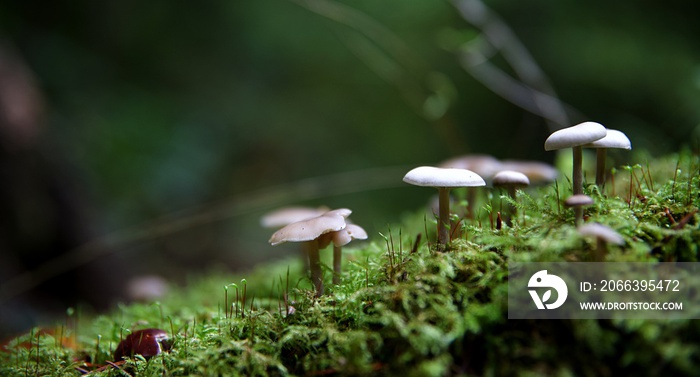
[
  {"xmin": 126, "ymin": 275, "xmax": 169, "ymax": 302},
  {"xmin": 492, "ymin": 170, "xmax": 530, "ymax": 226},
  {"xmin": 583, "ymin": 129, "xmax": 632, "ymax": 188},
  {"xmin": 578, "ymin": 223, "xmax": 624, "ymax": 261},
  {"xmin": 260, "ymin": 206, "xmax": 330, "ymax": 228},
  {"xmin": 437, "ymin": 154, "xmax": 503, "ymax": 184},
  {"xmin": 438, "ymin": 154, "xmax": 502, "ymax": 218},
  {"xmin": 403, "ymin": 166, "xmax": 485, "ymax": 247},
  {"xmin": 320, "ymin": 223, "xmax": 368, "ymax": 285},
  {"xmin": 261, "ymin": 206, "xmax": 331, "ymax": 272},
  {"xmin": 499, "ymin": 160, "xmax": 558, "ymax": 185},
  {"xmin": 545, "ymin": 122, "xmax": 607, "ymax": 196},
  {"xmin": 565, "ymin": 194, "xmax": 594, "ymax": 225},
  {"xmin": 269, "ymin": 209, "xmax": 350, "ymax": 296}
]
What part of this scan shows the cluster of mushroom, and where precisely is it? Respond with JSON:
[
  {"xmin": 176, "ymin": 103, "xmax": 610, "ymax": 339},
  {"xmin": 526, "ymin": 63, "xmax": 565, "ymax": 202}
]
[
  {"xmin": 263, "ymin": 207, "xmax": 367, "ymax": 297},
  {"xmin": 262, "ymin": 121, "xmax": 630, "ymax": 295},
  {"xmin": 436, "ymin": 155, "xmax": 558, "ymax": 225},
  {"xmin": 544, "ymin": 121, "xmax": 631, "ymax": 224},
  {"xmin": 543, "ymin": 121, "xmax": 630, "ymax": 260},
  {"xmin": 403, "ymin": 156, "xmax": 558, "ymax": 246},
  {"xmin": 402, "ymin": 121, "xmax": 630, "ymax": 249}
]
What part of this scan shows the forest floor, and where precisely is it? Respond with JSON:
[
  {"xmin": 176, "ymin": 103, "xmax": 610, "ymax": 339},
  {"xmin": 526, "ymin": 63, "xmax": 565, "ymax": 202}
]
[{"xmin": 2, "ymin": 151, "xmax": 699, "ymax": 376}]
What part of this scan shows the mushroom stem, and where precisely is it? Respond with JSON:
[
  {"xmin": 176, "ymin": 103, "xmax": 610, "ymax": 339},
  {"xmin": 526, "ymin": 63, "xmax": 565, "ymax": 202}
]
[
  {"xmin": 595, "ymin": 148, "xmax": 607, "ymax": 188},
  {"xmin": 574, "ymin": 209, "xmax": 584, "ymax": 226},
  {"xmin": 503, "ymin": 186, "xmax": 517, "ymax": 226},
  {"xmin": 300, "ymin": 242, "xmax": 311, "ymax": 274},
  {"xmin": 307, "ymin": 240, "xmax": 324, "ymax": 297},
  {"xmin": 595, "ymin": 237, "xmax": 608, "ymax": 262},
  {"xmin": 572, "ymin": 145, "xmax": 584, "ymax": 224},
  {"xmin": 437, "ymin": 187, "xmax": 451, "ymax": 246},
  {"xmin": 572, "ymin": 145, "xmax": 583, "ymax": 195},
  {"xmin": 333, "ymin": 245, "xmax": 342, "ymax": 285},
  {"xmin": 466, "ymin": 189, "xmax": 476, "ymax": 220}
]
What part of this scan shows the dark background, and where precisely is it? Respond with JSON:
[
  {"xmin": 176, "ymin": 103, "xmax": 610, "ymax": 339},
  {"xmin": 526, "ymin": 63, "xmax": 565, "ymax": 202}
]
[{"xmin": 1, "ymin": 0, "xmax": 699, "ymax": 336}]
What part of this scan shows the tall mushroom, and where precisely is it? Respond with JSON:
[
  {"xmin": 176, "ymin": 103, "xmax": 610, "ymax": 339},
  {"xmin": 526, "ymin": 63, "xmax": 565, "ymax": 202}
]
[
  {"xmin": 269, "ymin": 209, "xmax": 350, "ymax": 296},
  {"xmin": 582, "ymin": 129, "xmax": 632, "ymax": 187},
  {"xmin": 544, "ymin": 122, "xmax": 607, "ymax": 196},
  {"xmin": 320, "ymin": 223, "xmax": 368, "ymax": 285},
  {"xmin": 492, "ymin": 170, "xmax": 530, "ymax": 226},
  {"xmin": 403, "ymin": 166, "xmax": 485, "ymax": 247}
]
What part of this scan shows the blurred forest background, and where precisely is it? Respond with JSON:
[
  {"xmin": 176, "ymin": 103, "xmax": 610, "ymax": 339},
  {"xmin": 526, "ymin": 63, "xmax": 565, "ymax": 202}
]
[{"xmin": 1, "ymin": 0, "xmax": 699, "ymax": 336}]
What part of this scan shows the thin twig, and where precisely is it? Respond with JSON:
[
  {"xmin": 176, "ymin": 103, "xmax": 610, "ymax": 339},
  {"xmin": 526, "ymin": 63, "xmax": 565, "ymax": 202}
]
[{"xmin": 452, "ymin": 0, "xmax": 577, "ymax": 130}]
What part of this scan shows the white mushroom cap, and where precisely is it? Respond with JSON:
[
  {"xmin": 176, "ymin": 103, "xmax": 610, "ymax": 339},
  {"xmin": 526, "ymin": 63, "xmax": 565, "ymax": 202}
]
[
  {"xmin": 403, "ymin": 166, "xmax": 486, "ymax": 188},
  {"xmin": 126, "ymin": 275, "xmax": 169, "ymax": 302},
  {"xmin": 583, "ymin": 129, "xmax": 632, "ymax": 150},
  {"xmin": 437, "ymin": 154, "xmax": 503, "ymax": 180},
  {"xmin": 324, "ymin": 208, "xmax": 352, "ymax": 218},
  {"xmin": 564, "ymin": 194, "xmax": 594, "ymax": 208},
  {"xmin": 269, "ymin": 211, "xmax": 347, "ymax": 246},
  {"xmin": 578, "ymin": 223, "xmax": 625, "ymax": 245},
  {"xmin": 260, "ymin": 206, "xmax": 330, "ymax": 228},
  {"xmin": 330, "ymin": 223, "xmax": 368, "ymax": 247},
  {"xmin": 544, "ymin": 122, "xmax": 607, "ymax": 151},
  {"xmin": 499, "ymin": 160, "xmax": 558, "ymax": 183},
  {"xmin": 492, "ymin": 170, "xmax": 530, "ymax": 188}
]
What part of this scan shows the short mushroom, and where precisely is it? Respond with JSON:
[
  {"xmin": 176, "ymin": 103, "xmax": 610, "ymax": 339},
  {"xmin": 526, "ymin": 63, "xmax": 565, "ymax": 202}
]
[
  {"xmin": 578, "ymin": 223, "xmax": 624, "ymax": 261},
  {"xmin": 438, "ymin": 154, "xmax": 502, "ymax": 218},
  {"xmin": 499, "ymin": 160, "xmax": 558, "ymax": 185},
  {"xmin": 126, "ymin": 275, "xmax": 169, "ymax": 302},
  {"xmin": 437, "ymin": 154, "xmax": 503, "ymax": 184},
  {"xmin": 269, "ymin": 209, "xmax": 350, "ymax": 296},
  {"xmin": 492, "ymin": 170, "xmax": 530, "ymax": 226},
  {"xmin": 582, "ymin": 129, "xmax": 632, "ymax": 187},
  {"xmin": 545, "ymin": 122, "xmax": 607, "ymax": 196},
  {"xmin": 320, "ymin": 223, "xmax": 368, "ymax": 285},
  {"xmin": 260, "ymin": 206, "xmax": 330, "ymax": 228},
  {"xmin": 403, "ymin": 166, "xmax": 485, "ymax": 247},
  {"xmin": 261, "ymin": 206, "xmax": 331, "ymax": 272},
  {"xmin": 564, "ymin": 194, "xmax": 594, "ymax": 225}
]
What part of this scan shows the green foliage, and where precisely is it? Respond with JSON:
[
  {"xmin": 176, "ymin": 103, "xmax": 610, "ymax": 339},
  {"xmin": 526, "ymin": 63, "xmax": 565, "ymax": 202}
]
[{"xmin": 2, "ymin": 152, "xmax": 700, "ymax": 376}]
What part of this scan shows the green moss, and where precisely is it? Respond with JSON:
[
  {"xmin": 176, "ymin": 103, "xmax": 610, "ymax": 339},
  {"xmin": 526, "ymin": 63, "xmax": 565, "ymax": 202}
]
[{"xmin": 2, "ymin": 151, "xmax": 699, "ymax": 376}]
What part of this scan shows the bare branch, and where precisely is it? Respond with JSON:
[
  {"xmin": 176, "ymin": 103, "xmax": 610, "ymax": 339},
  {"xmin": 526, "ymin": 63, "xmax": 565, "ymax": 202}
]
[{"xmin": 452, "ymin": 0, "xmax": 578, "ymax": 130}]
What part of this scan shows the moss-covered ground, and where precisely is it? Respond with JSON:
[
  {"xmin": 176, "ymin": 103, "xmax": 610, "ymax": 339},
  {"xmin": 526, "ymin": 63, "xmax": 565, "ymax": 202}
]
[{"xmin": 2, "ymin": 151, "xmax": 700, "ymax": 376}]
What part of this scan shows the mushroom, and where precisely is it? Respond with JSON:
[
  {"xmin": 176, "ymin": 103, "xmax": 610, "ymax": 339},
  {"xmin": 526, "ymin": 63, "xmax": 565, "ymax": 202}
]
[
  {"xmin": 544, "ymin": 122, "xmax": 607, "ymax": 196},
  {"xmin": 578, "ymin": 223, "xmax": 624, "ymax": 261},
  {"xmin": 437, "ymin": 154, "xmax": 503, "ymax": 184},
  {"xmin": 260, "ymin": 206, "xmax": 330, "ymax": 228},
  {"xmin": 438, "ymin": 154, "xmax": 502, "ymax": 218},
  {"xmin": 126, "ymin": 275, "xmax": 169, "ymax": 302},
  {"xmin": 564, "ymin": 194, "xmax": 594, "ymax": 225},
  {"xmin": 499, "ymin": 160, "xmax": 558, "ymax": 185},
  {"xmin": 261, "ymin": 206, "xmax": 330, "ymax": 272},
  {"xmin": 403, "ymin": 166, "xmax": 485, "ymax": 247},
  {"xmin": 492, "ymin": 170, "xmax": 530, "ymax": 226},
  {"xmin": 582, "ymin": 129, "xmax": 632, "ymax": 188},
  {"xmin": 269, "ymin": 209, "xmax": 350, "ymax": 296},
  {"xmin": 320, "ymin": 223, "xmax": 368, "ymax": 285}
]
